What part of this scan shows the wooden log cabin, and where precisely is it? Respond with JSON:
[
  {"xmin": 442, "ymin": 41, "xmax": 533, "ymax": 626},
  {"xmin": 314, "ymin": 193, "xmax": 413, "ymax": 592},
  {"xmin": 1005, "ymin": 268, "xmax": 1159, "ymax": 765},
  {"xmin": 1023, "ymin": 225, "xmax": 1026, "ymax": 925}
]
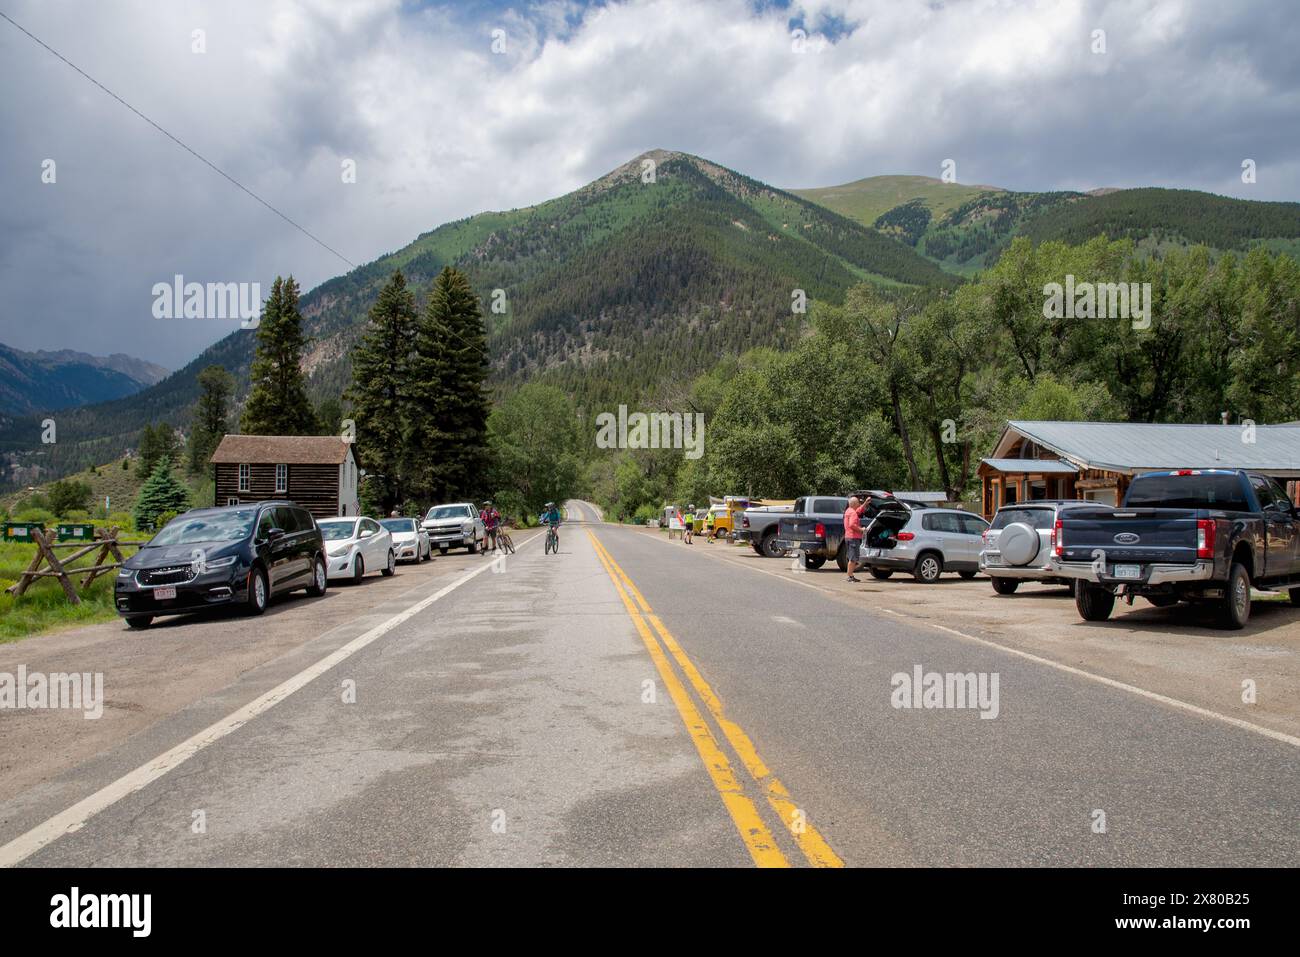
[
  {"xmin": 210, "ymin": 435, "xmax": 360, "ymax": 518},
  {"xmin": 978, "ymin": 420, "xmax": 1300, "ymax": 520}
]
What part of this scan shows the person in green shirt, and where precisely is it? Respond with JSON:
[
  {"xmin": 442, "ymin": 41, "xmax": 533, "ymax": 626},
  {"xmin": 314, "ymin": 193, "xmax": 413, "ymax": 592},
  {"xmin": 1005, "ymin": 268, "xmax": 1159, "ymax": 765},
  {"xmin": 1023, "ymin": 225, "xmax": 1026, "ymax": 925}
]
[{"xmin": 682, "ymin": 505, "xmax": 695, "ymax": 544}]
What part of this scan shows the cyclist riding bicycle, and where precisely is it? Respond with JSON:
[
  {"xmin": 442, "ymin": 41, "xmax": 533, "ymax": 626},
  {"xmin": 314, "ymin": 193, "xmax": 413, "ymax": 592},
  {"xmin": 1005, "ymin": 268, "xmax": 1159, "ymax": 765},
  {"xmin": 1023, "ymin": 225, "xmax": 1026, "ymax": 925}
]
[{"xmin": 539, "ymin": 502, "xmax": 562, "ymax": 549}]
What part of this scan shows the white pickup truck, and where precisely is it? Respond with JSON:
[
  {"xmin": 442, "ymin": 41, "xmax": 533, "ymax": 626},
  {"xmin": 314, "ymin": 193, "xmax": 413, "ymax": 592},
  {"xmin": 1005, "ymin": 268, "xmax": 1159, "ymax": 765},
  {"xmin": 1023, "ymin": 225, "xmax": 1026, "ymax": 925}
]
[{"xmin": 421, "ymin": 502, "xmax": 486, "ymax": 555}]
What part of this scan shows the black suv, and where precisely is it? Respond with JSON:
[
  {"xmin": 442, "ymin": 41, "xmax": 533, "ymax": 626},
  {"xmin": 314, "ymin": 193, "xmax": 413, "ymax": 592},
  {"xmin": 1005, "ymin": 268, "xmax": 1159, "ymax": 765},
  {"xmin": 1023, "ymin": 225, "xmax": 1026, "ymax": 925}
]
[{"xmin": 115, "ymin": 501, "xmax": 327, "ymax": 629}]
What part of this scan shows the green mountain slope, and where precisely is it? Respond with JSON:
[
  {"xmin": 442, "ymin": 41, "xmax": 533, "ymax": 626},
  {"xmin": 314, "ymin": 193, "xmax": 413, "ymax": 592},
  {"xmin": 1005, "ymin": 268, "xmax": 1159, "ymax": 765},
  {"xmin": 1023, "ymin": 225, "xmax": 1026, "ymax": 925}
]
[
  {"xmin": 0, "ymin": 150, "xmax": 954, "ymax": 488},
  {"xmin": 1017, "ymin": 187, "xmax": 1300, "ymax": 249},
  {"xmin": 799, "ymin": 176, "xmax": 1300, "ymax": 273},
  {"xmin": 792, "ymin": 175, "xmax": 1000, "ymax": 228}
]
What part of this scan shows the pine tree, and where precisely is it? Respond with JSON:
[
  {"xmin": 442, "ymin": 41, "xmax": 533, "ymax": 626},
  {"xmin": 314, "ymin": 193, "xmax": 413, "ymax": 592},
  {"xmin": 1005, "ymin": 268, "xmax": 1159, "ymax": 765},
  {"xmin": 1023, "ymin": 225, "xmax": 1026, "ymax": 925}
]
[
  {"xmin": 315, "ymin": 397, "xmax": 344, "ymax": 436},
  {"xmin": 241, "ymin": 276, "xmax": 317, "ymax": 435},
  {"xmin": 132, "ymin": 456, "xmax": 192, "ymax": 531},
  {"xmin": 138, "ymin": 422, "xmax": 181, "ymax": 478},
  {"xmin": 346, "ymin": 270, "xmax": 417, "ymax": 512},
  {"xmin": 190, "ymin": 365, "xmax": 235, "ymax": 473},
  {"xmin": 408, "ymin": 267, "xmax": 491, "ymax": 502},
  {"xmin": 406, "ymin": 272, "xmax": 456, "ymax": 503},
  {"xmin": 444, "ymin": 267, "xmax": 492, "ymax": 498}
]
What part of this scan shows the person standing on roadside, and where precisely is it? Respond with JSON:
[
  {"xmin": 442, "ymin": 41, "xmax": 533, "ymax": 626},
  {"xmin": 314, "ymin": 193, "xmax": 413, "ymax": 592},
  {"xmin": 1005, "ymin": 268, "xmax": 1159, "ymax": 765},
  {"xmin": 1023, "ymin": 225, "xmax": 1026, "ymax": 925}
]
[
  {"xmin": 843, "ymin": 495, "xmax": 868, "ymax": 583},
  {"xmin": 480, "ymin": 500, "xmax": 500, "ymax": 551},
  {"xmin": 683, "ymin": 505, "xmax": 695, "ymax": 544}
]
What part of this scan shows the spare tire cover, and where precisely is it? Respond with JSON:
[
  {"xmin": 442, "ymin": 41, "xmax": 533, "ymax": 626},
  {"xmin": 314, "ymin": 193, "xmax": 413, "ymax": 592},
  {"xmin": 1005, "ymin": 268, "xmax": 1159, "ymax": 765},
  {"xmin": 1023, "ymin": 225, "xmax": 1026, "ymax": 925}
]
[{"xmin": 997, "ymin": 522, "xmax": 1040, "ymax": 566}]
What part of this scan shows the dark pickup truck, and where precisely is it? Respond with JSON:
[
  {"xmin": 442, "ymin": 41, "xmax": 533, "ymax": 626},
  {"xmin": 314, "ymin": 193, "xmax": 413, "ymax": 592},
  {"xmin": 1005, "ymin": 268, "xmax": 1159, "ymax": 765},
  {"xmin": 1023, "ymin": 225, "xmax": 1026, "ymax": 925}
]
[
  {"xmin": 776, "ymin": 491, "xmax": 908, "ymax": 571},
  {"xmin": 735, "ymin": 504, "xmax": 795, "ymax": 558},
  {"xmin": 1050, "ymin": 469, "xmax": 1300, "ymax": 629}
]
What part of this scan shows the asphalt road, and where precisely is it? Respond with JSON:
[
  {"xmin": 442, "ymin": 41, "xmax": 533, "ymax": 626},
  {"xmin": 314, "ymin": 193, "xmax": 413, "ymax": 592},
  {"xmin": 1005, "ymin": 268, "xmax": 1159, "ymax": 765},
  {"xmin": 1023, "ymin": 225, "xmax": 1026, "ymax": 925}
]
[{"xmin": 1, "ymin": 500, "xmax": 1296, "ymax": 867}]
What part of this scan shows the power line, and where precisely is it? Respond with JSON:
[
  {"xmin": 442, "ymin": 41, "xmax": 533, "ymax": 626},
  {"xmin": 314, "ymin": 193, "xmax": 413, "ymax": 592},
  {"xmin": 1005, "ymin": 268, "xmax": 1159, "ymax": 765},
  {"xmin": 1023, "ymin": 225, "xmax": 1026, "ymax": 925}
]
[
  {"xmin": 0, "ymin": 9, "xmax": 357, "ymax": 269},
  {"xmin": 2, "ymin": 9, "xmax": 501, "ymax": 363}
]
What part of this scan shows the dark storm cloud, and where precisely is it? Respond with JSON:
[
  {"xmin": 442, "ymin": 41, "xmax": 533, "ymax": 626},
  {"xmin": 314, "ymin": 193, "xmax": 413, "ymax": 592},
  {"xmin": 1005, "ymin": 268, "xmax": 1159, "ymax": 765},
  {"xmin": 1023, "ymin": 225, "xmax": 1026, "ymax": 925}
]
[{"xmin": 0, "ymin": 0, "xmax": 1296, "ymax": 368}]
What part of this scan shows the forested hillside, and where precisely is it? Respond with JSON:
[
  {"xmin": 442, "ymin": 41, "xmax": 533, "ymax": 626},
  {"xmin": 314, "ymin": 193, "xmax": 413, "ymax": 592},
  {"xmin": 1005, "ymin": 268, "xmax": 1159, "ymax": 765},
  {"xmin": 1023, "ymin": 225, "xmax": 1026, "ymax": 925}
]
[
  {"xmin": 8, "ymin": 152, "xmax": 1300, "ymax": 507},
  {"xmin": 798, "ymin": 175, "xmax": 1300, "ymax": 273},
  {"xmin": 0, "ymin": 345, "xmax": 167, "ymax": 415},
  {"xmin": 0, "ymin": 151, "xmax": 951, "ymax": 488},
  {"xmin": 589, "ymin": 238, "xmax": 1300, "ymax": 520}
]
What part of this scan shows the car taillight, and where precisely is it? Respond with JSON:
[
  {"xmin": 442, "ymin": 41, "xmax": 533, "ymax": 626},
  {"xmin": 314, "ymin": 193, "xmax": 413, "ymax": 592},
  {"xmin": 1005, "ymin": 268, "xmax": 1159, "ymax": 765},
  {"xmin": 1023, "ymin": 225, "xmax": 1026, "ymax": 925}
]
[
  {"xmin": 815, "ymin": 522, "xmax": 826, "ymax": 538},
  {"xmin": 1052, "ymin": 519, "xmax": 1063, "ymax": 556},
  {"xmin": 1197, "ymin": 519, "xmax": 1215, "ymax": 559},
  {"xmin": 896, "ymin": 531, "xmax": 915, "ymax": 541},
  {"xmin": 742, "ymin": 516, "xmax": 749, "ymax": 528}
]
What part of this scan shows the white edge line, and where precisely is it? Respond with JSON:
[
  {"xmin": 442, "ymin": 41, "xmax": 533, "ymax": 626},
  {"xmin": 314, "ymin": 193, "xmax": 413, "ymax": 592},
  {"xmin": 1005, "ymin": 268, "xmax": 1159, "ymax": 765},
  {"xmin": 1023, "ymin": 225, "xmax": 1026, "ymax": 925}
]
[
  {"xmin": 0, "ymin": 533, "xmax": 539, "ymax": 867},
  {"xmin": 626, "ymin": 526, "xmax": 1300, "ymax": 749}
]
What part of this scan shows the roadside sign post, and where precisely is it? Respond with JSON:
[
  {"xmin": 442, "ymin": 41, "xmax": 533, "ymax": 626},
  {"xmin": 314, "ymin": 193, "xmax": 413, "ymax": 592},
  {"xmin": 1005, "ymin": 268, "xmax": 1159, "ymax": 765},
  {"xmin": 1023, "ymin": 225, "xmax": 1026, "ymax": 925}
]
[{"xmin": 3, "ymin": 521, "xmax": 45, "ymax": 543}]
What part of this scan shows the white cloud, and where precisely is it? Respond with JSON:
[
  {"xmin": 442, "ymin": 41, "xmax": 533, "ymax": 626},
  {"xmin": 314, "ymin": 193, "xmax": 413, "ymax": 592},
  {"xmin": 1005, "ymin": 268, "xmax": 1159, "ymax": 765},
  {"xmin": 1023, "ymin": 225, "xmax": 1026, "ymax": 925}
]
[{"xmin": 0, "ymin": 0, "xmax": 1296, "ymax": 366}]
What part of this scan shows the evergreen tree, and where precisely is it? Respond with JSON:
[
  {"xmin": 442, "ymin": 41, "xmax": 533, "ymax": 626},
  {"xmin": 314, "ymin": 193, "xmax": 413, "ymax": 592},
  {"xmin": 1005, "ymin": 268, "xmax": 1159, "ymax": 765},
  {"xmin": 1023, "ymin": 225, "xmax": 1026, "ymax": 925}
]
[
  {"xmin": 405, "ymin": 272, "xmax": 456, "ymax": 503},
  {"xmin": 346, "ymin": 270, "xmax": 417, "ymax": 512},
  {"xmin": 315, "ymin": 397, "xmax": 344, "ymax": 436},
  {"xmin": 241, "ymin": 276, "xmax": 316, "ymax": 435},
  {"xmin": 47, "ymin": 479, "xmax": 92, "ymax": 517},
  {"xmin": 137, "ymin": 422, "xmax": 181, "ymax": 478},
  {"xmin": 408, "ymin": 267, "xmax": 491, "ymax": 502},
  {"xmin": 190, "ymin": 365, "xmax": 235, "ymax": 473},
  {"xmin": 132, "ymin": 457, "xmax": 192, "ymax": 531}
]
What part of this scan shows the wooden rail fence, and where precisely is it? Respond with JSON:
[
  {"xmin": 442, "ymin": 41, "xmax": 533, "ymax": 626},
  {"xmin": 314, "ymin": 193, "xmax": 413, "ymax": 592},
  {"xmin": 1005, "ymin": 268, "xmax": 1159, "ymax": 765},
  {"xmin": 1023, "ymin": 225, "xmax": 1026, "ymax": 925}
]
[{"xmin": 5, "ymin": 526, "xmax": 145, "ymax": 605}]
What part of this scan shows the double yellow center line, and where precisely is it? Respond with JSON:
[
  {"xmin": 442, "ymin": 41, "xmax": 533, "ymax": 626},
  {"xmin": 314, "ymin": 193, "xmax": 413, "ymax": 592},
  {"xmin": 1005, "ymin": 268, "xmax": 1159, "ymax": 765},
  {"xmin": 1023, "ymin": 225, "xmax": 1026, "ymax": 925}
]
[{"xmin": 587, "ymin": 530, "xmax": 843, "ymax": 868}]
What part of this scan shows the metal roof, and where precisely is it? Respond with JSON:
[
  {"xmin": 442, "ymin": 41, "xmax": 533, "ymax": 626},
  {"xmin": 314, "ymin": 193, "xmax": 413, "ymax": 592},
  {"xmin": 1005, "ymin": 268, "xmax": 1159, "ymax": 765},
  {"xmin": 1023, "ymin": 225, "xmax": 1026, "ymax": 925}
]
[
  {"xmin": 999, "ymin": 421, "xmax": 1300, "ymax": 476},
  {"xmin": 980, "ymin": 457, "xmax": 1078, "ymax": 474}
]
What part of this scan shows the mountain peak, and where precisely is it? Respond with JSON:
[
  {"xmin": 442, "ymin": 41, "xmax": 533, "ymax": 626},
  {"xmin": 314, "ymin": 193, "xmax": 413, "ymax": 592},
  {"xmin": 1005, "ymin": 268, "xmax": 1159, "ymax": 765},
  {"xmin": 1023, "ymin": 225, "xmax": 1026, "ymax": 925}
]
[{"xmin": 586, "ymin": 148, "xmax": 707, "ymax": 192}]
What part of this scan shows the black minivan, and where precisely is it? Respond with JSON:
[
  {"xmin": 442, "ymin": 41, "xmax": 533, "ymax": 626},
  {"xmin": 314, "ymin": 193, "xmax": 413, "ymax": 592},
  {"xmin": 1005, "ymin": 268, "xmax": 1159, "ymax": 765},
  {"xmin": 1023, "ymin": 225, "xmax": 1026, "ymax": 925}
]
[{"xmin": 115, "ymin": 500, "xmax": 327, "ymax": 629}]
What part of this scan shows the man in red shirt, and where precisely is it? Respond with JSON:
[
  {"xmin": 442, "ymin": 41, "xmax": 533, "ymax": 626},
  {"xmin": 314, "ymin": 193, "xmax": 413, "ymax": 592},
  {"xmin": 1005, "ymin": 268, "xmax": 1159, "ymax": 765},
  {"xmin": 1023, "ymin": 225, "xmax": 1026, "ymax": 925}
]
[{"xmin": 843, "ymin": 495, "xmax": 868, "ymax": 583}]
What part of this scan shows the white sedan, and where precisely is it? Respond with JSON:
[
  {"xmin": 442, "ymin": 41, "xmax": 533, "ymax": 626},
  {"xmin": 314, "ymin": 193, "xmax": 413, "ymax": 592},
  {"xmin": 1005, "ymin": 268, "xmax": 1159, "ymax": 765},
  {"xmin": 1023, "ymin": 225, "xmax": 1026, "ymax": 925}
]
[
  {"xmin": 317, "ymin": 516, "xmax": 396, "ymax": 583},
  {"xmin": 380, "ymin": 517, "xmax": 431, "ymax": 563}
]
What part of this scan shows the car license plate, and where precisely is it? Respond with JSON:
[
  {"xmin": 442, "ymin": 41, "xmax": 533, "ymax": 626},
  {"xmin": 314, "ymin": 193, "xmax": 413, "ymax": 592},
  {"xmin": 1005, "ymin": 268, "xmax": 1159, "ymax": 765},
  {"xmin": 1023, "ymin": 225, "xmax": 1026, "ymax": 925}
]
[
  {"xmin": 1113, "ymin": 564, "xmax": 1141, "ymax": 580},
  {"xmin": 866, "ymin": 548, "xmax": 883, "ymax": 558},
  {"xmin": 153, "ymin": 586, "xmax": 177, "ymax": 600}
]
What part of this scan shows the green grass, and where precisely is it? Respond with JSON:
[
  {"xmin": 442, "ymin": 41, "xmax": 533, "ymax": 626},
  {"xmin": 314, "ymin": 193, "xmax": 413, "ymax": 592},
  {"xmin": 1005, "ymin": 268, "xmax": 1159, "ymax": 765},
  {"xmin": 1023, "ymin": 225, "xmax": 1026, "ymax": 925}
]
[
  {"xmin": 3, "ymin": 455, "xmax": 210, "ymax": 519},
  {"xmin": 792, "ymin": 175, "xmax": 1000, "ymax": 227},
  {"xmin": 0, "ymin": 535, "xmax": 137, "ymax": 641}
]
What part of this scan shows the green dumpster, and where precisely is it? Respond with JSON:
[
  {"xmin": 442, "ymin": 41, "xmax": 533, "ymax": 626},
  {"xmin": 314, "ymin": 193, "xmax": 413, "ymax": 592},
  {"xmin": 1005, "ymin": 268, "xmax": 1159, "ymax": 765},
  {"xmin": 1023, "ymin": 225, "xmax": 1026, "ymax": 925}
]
[
  {"xmin": 3, "ymin": 522, "xmax": 46, "ymax": 543},
  {"xmin": 57, "ymin": 523, "xmax": 97, "ymax": 542}
]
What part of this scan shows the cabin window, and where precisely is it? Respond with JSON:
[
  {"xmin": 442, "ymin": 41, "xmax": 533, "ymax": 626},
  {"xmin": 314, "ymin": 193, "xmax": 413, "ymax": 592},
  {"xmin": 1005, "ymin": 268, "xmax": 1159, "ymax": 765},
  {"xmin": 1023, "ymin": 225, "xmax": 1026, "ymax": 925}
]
[
  {"xmin": 227, "ymin": 498, "xmax": 239, "ymax": 506},
  {"xmin": 275, "ymin": 463, "xmax": 288, "ymax": 493},
  {"xmin": 238, "ymin": 463, "xmax": 250, "ymax": 492}
]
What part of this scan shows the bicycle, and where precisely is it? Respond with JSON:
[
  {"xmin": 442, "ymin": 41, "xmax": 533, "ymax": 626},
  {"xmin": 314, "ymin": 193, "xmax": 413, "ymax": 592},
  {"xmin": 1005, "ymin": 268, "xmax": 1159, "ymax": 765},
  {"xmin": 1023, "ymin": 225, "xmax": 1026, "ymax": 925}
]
[
  {"xmin": 544, "ymin": 524, "xmax": 559, "ymax": 555},
  {"xmin": 496, "ymin": 526, "xmax": 515, "ymax": 554}
]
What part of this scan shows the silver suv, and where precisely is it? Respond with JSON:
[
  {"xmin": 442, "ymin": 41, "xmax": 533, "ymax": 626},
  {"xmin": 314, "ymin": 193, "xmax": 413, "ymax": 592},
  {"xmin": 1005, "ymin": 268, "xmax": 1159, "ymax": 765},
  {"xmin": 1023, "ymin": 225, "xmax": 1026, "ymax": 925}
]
[
  {"xmin": 862, "ymin": 506, "xmax": 990, "ymax": 583},
  {"xmin": 979, "ymin": 500, "xmax": 1091, "ymax": 595}
]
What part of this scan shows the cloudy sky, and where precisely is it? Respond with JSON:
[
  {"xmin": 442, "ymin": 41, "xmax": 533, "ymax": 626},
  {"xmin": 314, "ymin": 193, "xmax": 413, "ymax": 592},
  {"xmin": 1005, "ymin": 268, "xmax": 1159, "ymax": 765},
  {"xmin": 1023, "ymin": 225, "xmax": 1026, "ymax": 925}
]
[{"xmin": 2, "ymin": 0, "xmax": 1298, "ymax": 368}]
